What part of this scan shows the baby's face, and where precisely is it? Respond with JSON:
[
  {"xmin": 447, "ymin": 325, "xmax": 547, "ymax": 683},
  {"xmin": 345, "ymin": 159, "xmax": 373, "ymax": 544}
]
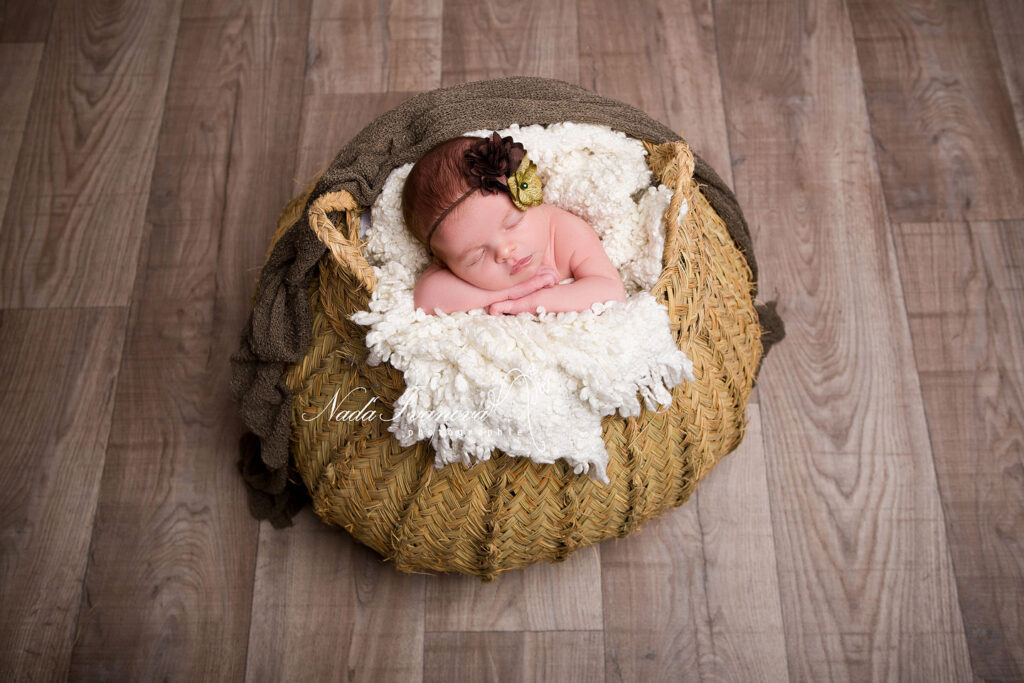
[{"xmin": 431, "ymin": 191, "xmax": 549, "ymax": 291}]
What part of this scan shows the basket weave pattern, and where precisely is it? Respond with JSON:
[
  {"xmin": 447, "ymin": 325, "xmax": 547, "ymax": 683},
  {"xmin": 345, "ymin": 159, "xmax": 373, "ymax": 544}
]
[{"xmin": 272, "ymin": 138, "xmax": 762, "ymax": 581}]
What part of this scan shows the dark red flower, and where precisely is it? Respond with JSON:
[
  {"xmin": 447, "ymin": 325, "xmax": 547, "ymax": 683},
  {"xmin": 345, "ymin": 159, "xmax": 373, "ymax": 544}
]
[{"xmin": 464, "ymin": 132, "xmax": 527, "ymax": 195}]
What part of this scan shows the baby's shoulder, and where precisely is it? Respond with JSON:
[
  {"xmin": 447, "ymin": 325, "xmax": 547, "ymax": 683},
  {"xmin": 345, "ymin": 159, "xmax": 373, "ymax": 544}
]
[
  {"xmin": 546, "ymin": 204, "xmax": 594, "ymax": 235},
  {"xmin": 415, "ymin": 259, "xmax": 448, "ymax": 286},
  {"xmin": 420, "ymin": 255, "xmax": 448, "ymax": 275},
  {"xmin": 542, "ymin": 205, "xmax": 596, "ymax": 277},
  {"xmin": 546, "ymin": 205, "xmax": 600, "ymax": 255}
]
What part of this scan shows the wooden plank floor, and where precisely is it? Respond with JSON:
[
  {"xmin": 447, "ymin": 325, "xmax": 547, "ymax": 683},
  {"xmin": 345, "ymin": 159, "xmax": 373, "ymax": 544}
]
[{"xmin": 0, "ymin": 0, "xmax": 1020, "ymax": 680}]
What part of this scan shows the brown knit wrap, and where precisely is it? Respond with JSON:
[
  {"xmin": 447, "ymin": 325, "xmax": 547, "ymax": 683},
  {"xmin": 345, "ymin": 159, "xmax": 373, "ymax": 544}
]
[{"xmin": 228, "ymin": 76, "xmax": 785, "ymax": 528}]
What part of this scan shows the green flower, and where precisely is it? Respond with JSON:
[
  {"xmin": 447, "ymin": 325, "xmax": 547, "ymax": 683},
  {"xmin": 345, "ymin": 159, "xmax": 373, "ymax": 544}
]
[{"xmin": 507, "ymin": 155, "xmax": 543, "ymax": 210}]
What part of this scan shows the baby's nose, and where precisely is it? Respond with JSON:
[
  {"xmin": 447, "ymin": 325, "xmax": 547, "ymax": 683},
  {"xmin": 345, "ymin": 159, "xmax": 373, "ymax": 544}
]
[{"xmin": 497, "ymin": 241, "xmax": 516, "ymax": 261}]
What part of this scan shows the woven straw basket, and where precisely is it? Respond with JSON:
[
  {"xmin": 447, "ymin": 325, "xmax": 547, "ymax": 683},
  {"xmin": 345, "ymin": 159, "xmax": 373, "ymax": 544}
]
[{"xmin": 261, "ymin": 134, "xmax": 762, "ymax": 582}]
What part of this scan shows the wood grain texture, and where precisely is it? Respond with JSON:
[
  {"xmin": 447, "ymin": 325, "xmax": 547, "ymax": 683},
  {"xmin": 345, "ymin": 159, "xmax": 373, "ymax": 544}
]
[
  {"xmin": 424, "ymin": 631, "xmax": 604, "ymax": 682},
  {"xmin": 986, "ymin": 0, "xmax": 1024, "ymax": 149},
  {"xmin": 0, "ymin": 308, "xmax": 127, "ymax": 681},
  {"xmin": 848, "ymin": 0, "xmax": 1024, "ymax": 222},
  {"xmin": 441, "ymin": 0, "xmax": 578, "ymax": 85},
  {"xmin": 894, "ymin": 219, "xmax": 1024, "ymax": 680},
  {"xmin": 0, "ymin": 42, "xmax": 43, "ymax": 227},
  {"xmin": 688, "ymin": 405, "xmax": 788, "ymax": 680},
  {"xmin": 306, "ymin": 0, "xmax": 443, "ymax": 95},
  {"xmin": 424, "ymin": 544, "xmax": 601, "ymax": 632},
  {"xmin": 248, "ymin": 512, "xmax": 425, "ymax": 681},
  {"xmin": 0, "ymin": 0, "xmax": 179, "ymax": 309},
  {"xmin": 714, "ymin": 0, "xmax": 971, "ymax": 679},
  {"xmin": 578, "ymin": 0, "xmax": 734, "ymax": 184},
  {"xmin": 918, "ymin": 367, "xmax": 1024, "ymax": 681},
  {"xmin": 65, "ymin": 2, "xmax": 309, "ymax": 679},
  {"xmin": 0, "ymin": 0, "xmax": 55, "ymax": 42},
  {"xmin": 897, "ymin": 221, "xmax": 1024, "ymax": 373}
]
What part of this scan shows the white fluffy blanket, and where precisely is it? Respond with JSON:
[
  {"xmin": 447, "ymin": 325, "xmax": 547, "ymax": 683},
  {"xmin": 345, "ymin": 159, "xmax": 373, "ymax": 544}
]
[{"xmin": 349, "ymin": 123, "xmax": 695, "ymax": 484}]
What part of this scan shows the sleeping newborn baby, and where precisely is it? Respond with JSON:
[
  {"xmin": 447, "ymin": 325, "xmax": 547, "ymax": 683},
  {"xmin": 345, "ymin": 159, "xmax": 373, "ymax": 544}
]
[{"xmin": 402, "ymin": 132, "xmax": 627, "ymax": 315}]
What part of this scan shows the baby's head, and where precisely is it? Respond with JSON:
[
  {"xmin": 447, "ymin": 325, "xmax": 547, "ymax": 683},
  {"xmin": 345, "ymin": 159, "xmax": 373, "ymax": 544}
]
[
  {"xmin": 402, "ymin": 132, "xmax": 546, "ymax": 290},
  {"xmin": 401, "ymin": 136, "xmax": 479, "ymax": 253}
]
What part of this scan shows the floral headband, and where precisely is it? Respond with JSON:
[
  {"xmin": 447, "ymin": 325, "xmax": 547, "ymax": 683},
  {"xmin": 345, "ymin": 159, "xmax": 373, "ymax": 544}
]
[{"xmin": 424, "ymin": 131, "xmax": 544, "ymax": 257}]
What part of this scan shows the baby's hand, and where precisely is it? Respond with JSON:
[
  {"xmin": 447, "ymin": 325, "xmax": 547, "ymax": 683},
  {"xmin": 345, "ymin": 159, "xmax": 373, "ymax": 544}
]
[
  {"xmin": 488, "ymin": 299, "xmax": 514, "ymax": 315},
  {"xmin": 534, "ymin": 265, "xmax": 559, "ymax": 288},
  {"xmin": 504, "ymin": 265, "xmax": 559, "ymax": 301}
]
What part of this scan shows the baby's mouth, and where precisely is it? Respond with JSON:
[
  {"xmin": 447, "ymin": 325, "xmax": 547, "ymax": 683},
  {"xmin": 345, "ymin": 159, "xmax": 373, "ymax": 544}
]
[{"xmin": 510, "ymin": 254, "xmax": 532, "ymax": 275}]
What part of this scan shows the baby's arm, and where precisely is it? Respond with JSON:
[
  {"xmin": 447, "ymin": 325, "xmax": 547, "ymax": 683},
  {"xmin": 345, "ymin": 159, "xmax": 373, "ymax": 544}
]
[
  {"xmin": 414, "ymin": 265, "xmax": 558, "ymax": 315},
  {"xmin": 489, "ymin": 212, "xmax": 625, "ymax": 315}
]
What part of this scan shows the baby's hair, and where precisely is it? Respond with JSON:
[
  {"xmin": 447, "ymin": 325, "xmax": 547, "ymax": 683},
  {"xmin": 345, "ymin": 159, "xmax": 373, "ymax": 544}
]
[{"xmin": 402, "ymin": 136, "xmax": 479, "ymax": 251}]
